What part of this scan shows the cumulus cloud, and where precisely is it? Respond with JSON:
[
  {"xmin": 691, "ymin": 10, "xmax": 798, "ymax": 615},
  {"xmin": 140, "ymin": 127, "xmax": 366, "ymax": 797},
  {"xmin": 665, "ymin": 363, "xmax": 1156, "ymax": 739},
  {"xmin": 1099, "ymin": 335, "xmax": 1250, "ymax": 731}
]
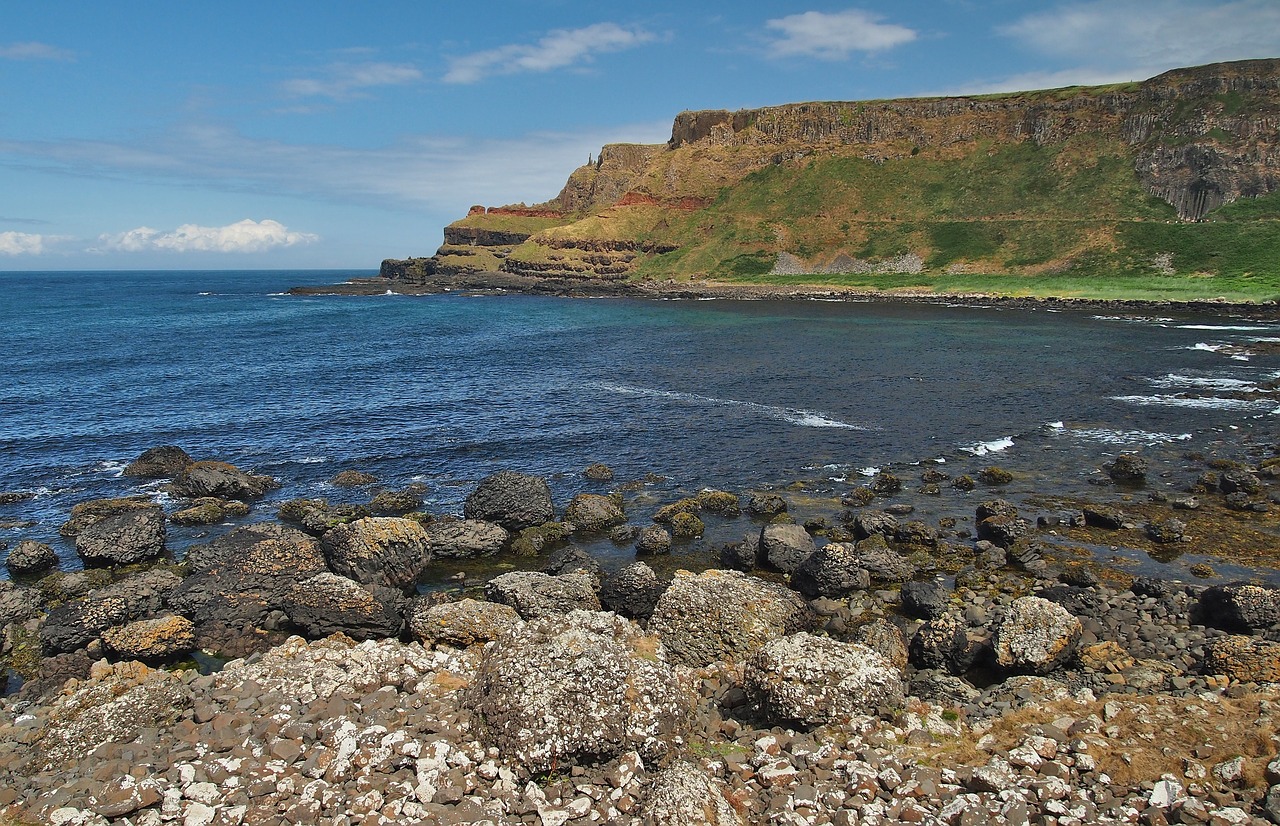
[
  {"xmin": 0, "ymin": 231, "xmax": 46, "ymax": 255},
  {"xmin": 0, "ymin": 41, "xmax": 74, "ymax": 61},
  {"xmin": 444, "ymin": 23, "xmax": 655, "ymax": 84},
  {"xmin": 999, "ymin": 0, "xmax": 1280, "ymax": 72},
  {"xmin": 765, "ymin": 9, "xmax": 917, "ymax": 60},
  {"xmin": 280, "ymin": 61, "xmax": 423, "ymax": 100},
  {"xmin": 96, "ymin": 219, "xmax": 318, "ymax": 253}
]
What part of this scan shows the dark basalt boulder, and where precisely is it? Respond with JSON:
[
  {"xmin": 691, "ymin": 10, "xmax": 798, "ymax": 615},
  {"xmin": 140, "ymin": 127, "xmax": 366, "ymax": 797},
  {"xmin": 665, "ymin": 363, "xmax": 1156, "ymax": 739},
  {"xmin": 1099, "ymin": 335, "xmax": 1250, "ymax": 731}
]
[
  {"xmin": 366, "ymin": 488, "xmax": 424, "ymax": 516},
  {"xmin": 599, "ymin": 561, "xmax": 666, "ymax": 622},
  {"xmin": 901, "ymin": 581, "xmax": 951, "ymax": 620},
  {"xmin": 791, "ymin": 542, "xmax": 870, "ymax": 598},
  {"xmin": 1219, "ymin": 469, "xmax": 1262, "ymax": 495},
  {"xmin": 564, "ymin": 493, "xmax": 626, "ymax": 533},
  {"xmin": 746, "ymin": 493, "xmax": 787, "ymax": 516},
  {"xmin": 59, "ymin": 496, "xmax": 155, "ymax": 538},
  {"xmin": 976, "ymin": 514, "xmax": 1030, "ymax": 548},
  {"xmin": 74, "ymin": 507, "xmax": 166, "ymax": 567},
  {"xmin": 123, "ymin": 445, "xmax": 194, "ymax": 478},
  {"xmin": 758, "ymin": 523, "xmax": 816, "ymax": 574},
  {"xmin": 583, "ymin": 463, "xmax": 614, "ymax": 481},
  {"xmin": 1104, "ymin": 453, "xmax": 1148, "ymax": 483},
  {"xmin": 851, "ymin": 535, "xmax": 916, "ymax": 585},
  {"xmin": 1199, "ymin": 582, "xmax": 1280, "ymax": 632},
  {"xmin": 463, "ymin": 470, "xmax": 554, "ymax": 531},
  {"xmin": 277, "ymin": 499, "xmax": 370, "ymax": 536},
  {"xmin": 0, "ymin": 579, "xmax": 42, "ymax": 628},
  {"xmin": 421, "ymin": 517, "xmax": 508, "ymax": 560},
  {"xmin": 331, "ymin": 469, "xmax": 378, "ymax": 487},
  {"xmin": 720, "ymin": 533, "xmax": 758, "ymax": 571},
  {"xmin": 281, "ymin": 573, "xmax": 406, "ymax": 640},
  {"xmin": 851, "ymin": 510, "xmax": 898, "ymax": 541},
  {"xmin": 5, "ymin": 539, "xmax": 58, "ymax": 576},
  {"xmin": 170, "ymin": 461, "xmax": 279, "ymax": 500},
  {"xmin": 484, "ymin": 570, "xmax": 601, "ymax": 619},
  {"xmin": 1082, "ymin": 506, "xmax": 1126, "ymax": 530},
  {"xmin": 40, "ymin": 569, "xmax": 182, "ymax": 654},
  {"xmin": 321, "ymin": 517, "xmax": 434, "ymax": 590},
  {"xmin": 636, "ymin": 525, "xmax": 672, "ymax": 555},
  {"xmin": 909, "ymin": 614, "xmax": 978, "ymax": 674}
]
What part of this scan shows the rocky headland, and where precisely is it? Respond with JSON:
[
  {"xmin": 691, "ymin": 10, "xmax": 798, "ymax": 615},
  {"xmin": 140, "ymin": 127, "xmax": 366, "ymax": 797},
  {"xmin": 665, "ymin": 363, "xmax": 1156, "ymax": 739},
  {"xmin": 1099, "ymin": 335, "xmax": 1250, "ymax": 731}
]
[
  {"xmin": 2, "ymin": 443, "xmax": 1280, "ymax": 825},
  {"xmin": 367, "ymin": 58, "xmax": 1280, "ymax": 300}
]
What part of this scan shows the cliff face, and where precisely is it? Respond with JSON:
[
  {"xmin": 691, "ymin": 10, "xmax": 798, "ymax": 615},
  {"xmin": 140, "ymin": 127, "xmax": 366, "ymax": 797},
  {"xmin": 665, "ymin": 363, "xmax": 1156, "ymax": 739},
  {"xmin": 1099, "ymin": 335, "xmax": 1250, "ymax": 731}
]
[{"xmin": 385, "ymin": 59, "xmax": 1280, "ymax": 285}]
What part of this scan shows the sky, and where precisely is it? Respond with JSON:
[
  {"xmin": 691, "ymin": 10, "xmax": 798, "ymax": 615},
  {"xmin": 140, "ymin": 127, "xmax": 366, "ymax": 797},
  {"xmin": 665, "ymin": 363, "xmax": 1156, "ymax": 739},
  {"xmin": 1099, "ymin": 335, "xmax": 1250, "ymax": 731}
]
[{"xmin": 2, "ymin": 0, "xmax": 1279, "ymax": 271}]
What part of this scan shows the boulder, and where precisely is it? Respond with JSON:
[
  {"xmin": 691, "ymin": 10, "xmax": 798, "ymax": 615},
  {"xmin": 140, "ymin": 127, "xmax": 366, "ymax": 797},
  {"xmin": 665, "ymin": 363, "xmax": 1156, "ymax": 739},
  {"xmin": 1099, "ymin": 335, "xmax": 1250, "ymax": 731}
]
[
  {"xmin": 719, "ymin": 534, "xmax": 757, "ymax": 571},
  {"xmin": 0, "ymin": 491, "xmax": 35, "ymax": 505},
  {"xmin": 636, "ymin": 525, "xmax": 672, "ymax": 555},
  {"xmin": 644, "ymin": 760, "xmax": 744, "ymax": 826},
  {"xmin": 5, "ymin": 539, "xmax": 58, "ymax": 576},
  {"xmin": 321, "ymin": 517, "xmax": 433, "ymax": 590},
  {"xmin": 74, "ymin": 506, "xmax": 166, "ymax": 566},
  {"xmin": 167, "ymin": 524, "xmax": 329, "ymax": 630},
  {"xmin": 281, "ymin": 573, "xmax": 406, "ymax": 640},
  {"xmin": 909, "ymin": 614, "xmax": 978, "ymax": 674},
  {"xmin": 668, "ymin": 511, "xmax": 705, "ymax": 538},
  {"xmin": 1201, "ymin": 635, "xmax": 1280, "ymax": 683},
  {"xmin": 1083, "ymin": 506, "xmax": 1126, "ymax": 529},
  {"xmin": 0, "ymin": 579, "xmax": 42, "ymax": 627},
  {"xmin": 850, "ymin": 535, "xmax": 915, "ymax": 584},
  {"xmin": 1199, "ymin": 583, "xmax": 1280, "ymax": 632},
  {"xmin": 277, "ymin": 498, "xmax": 370, "ymax": 536},
  {"xmin": 331, "ymin": 469, "xmax": 378, "ymax": 486},
  {"xmin": 869, "ymin": 472, "xmax": 902, "ymax": 495},
  {"xmin": 59, "ymin": 496, "xmax": 155, "ymax": 538},
  {"xmin": 791, "ymin": 542, "xmax": 871, "ymax": 598},
  {"xmin": 746, "ymin": 493, "xmax": 787, "ymax": 516},
  {"xmin": 101, "ymin": 615, "xmax": 197, "ymax": 660},
  {"xmin": 565, "ymin": 493, "xmax": 626, "ymax": 533},
  {"xmin": 510, "ymin": 521, "xmax": 571, "ymax": 556},
  {"xmin": 992, "ymin": 596, "xmax": 1082, "ymax": 675},
  {"xmin": 599, "ymin": 562, "xmax": 666, "ymax": 621},
  {"xmin": 648, "ymin": 569, "xmax": 812, "ymax": 667},
  {"xmin": 976, "ymin": 499, "xmax": 1019, "ymax": 521},
  {"xmin": 745, "ymin": 632, "xmax": 905, "ymax": 727},
  {"xmin": 170, "ymin": 460, "xmax": 278, "ymax": 500},
  {"xmin": 758, "ymin": 523, "xmax": 816, "ymax": 574},
  {"xmin": 123, "ymin": 445, "xmax": 194, "ymax": 478},
  {"xmin": 407, "ymin": 597, "xmax": 520, "ymax": 648},
  {"xmin": 541, "ymin": 545, "xmax": 602, "ymax": 582},
  {"xmin": 901, "ymin": 581, "xmax": 951, "ymax": 620},
  {"xmin": 466, "ymin": 610, "xmax": 694, "ymax": 771},
  {"xmin": 852, "ymin": 618, "xmax": 909, "ymax": 669},
  {"xmin": 696, "ymin": 489, "xmax": 741, "ymax": 516},
  {"xmin": 653, "ymin": 497, "xmax": 701, "ymax": 523},
  {"xmin": 169, "ymin": 497, "xmax": 251, "ymax": 526},
  {"xmin": 484, "ymin": 570, "xmax": 601, "ymax": 619},
  {"xmin": 1219, "ymin": 469, "xmax": 1262, "ymax": 495},
  {"xmin": 40, "ymin": 570, "xmax": 182, "ymax": 654},
  {"xmin": 851, "ymin": 510, "xmax": 898, "ymax": 540},
  {"xmin": 421, "ymin": 517, "xmax": 509, "ymax": 560},
  {"xmin": 977, "ymin": 514, "xmax": 1030, "ymax": 548},
  {"xmin": 366, "ymin": 488, "xmax": 423, "ymax": 516},
  {"xmin": 1145, "ymin": 518, "xmax": 1186, "ymax": 544},
  {"xmin": 894, "ymin": 520, "xmax": 938, "ymax": 547},
  {"xmin": 583, "ymin": 463, "xmax": 614, "ymax": 481},
  {"xmin": 978, "ymin": 466, "xmax": 1013, "ymax": 485},
  {"xmin": 463, "ymin": 470, "xmax": 554, "ymax": 531},
  {"xmin": 1104, "ymin": 453, "xmax": 1148, "ymax": 483}
]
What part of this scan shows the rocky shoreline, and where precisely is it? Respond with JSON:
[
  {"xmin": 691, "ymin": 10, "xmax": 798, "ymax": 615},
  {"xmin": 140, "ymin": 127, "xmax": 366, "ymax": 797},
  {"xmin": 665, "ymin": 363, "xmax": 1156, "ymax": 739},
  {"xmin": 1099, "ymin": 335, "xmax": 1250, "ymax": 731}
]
[
  {"xmin": 2, "ymin": 445, "xmax": 1280, "ymax": 825},
  {"xmin": 288, "ymin": 272, "xmax": 1280, "ymax": 318}
]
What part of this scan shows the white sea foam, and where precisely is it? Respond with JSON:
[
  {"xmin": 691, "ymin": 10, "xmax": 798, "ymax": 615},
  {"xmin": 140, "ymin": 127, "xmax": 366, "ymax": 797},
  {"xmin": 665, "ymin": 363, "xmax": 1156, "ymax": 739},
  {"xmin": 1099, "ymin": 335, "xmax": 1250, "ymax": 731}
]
[
  {"xmin": 1149, "ymin": 374, "xmax": 1259, "ymax": 391},
  {"xmin": 1091, "ymin": 315, "xmax": 1174, "ymax": 325},
  {"xmin": 1177, "ymin": 324, "xmax": 1273, "ymax": 331},
  {"xmin": 97, "ymin": 460, "xmax": 127, "ymax": 478},
  {"xmin": 266, "ymin": 291, "xmax": 290, "ymax": 297},
  {"xmin": 1064, "ymin": 427, "xmax": 1194, "ymax": 445},
  {"xmin": 197, "ymin": 291, "xmax": 213, "ymax": 296},
  {"xmin": 858, "ymin": 466, "xmax": 880, "ymax": 477},
  {"xmin": 594, "ymin": 382, "xmax": 867, "ymax": 429},
  {"xmin": 962, "ymin": 436, "xmax": 1014, "ymax": 456},
  {"xmin": 1046, "ymin": 421, "xmax": 1065, "ymax": 430},
  {"xmin": 1111, "ymin": 394, "xmax": 1280, "ymax": 413},
  {"xmin": 295, "ymin": 456, "xmax": 327, "ymax": 464},
  {"xmin": 1191, "ymin": 342, "xmax": 1228, "ymax": 352}
]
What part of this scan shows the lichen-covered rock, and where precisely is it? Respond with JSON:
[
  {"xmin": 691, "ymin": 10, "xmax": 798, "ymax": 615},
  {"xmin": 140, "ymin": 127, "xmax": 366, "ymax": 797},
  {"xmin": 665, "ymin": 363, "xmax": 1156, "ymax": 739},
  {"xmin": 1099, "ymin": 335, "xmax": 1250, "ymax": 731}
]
[
  {"xmin": 851, "ymin": 510, "xmax": 898, "ymax": 540},
  {"xmin": 170, "ymin": 460, "xmax": 279, "ymax": 500},
  {"xmin": 1199, "ymin": 582, "xmax": 1280, "ymax": 632},
  {"xmin": 648, "ymin": 569, "xmax": 812, "ymax": 667},
  {"xmin": 599, "ymin": 562, "xmax": 665, "ymax": 621},
  {"xmin": 747, "ymin": 493, "xmax": 787, "ymax": 516},
  {"xmin": 791, "ymin": 542, "xmax": 870, "ymax": 598},
  {"xmin": 653, "ymin": 497, "xmax": 701, "ymax": 523},
  {"xmin": 668, "ymin": 511, "xmax": 705, "ymax": 539},
  {"xmin": 422, "ymin": 517, "xmax": 509, "ymax": 559},
  {"xmin": 895, "ymin": 520, "xmax": 938, "ymax": 547},
  {"xmin": 59, "ymin": 497, "xmax": 157, "ymax": 537},
  {"xmin": 169, "ymin": 497, "xmax": 250, "ymax": 526},
  {"xmin": 992, "ymin": 596, "xmax": 1082, "ymax": 675},
  {"xmin": 331, "ymin": 469, "xmax": 378, "ymax": 486},
  {"xmin": 5, "ymin": 539, "xmax": 58, "ymax": 576},
  {"xmin": 123, "ymin": 445, "xmax": 194, "ymax": 478},
  {"xmin": 850, "ymin": 535, "xmax": 915, "ymax": 584},
  {"xmin": 281, "ymin": 572, "xmax": 406, "ymax": 640},
  {"xmin": 696, "ymin": 489, "xmax": 741, "ymax": 516},
  {"xmin": 74, "ymin": 506, "xmax": 166, "ymax": 566},
  {"xmin": 565, "ymin": 493, "xmax": 626, "ymax": 533},
  {"xmin": 644, "ymin": 760, "xmax": 744, "ymax": 826},
  {"xmin": 277, "ymin": 498, "xmax": 369, "ymax": 536},
  {"xmin": 1104, "ymin": 453, "xmax": 1148, "ymax": 482},
  {"xmin": 40, "ymin": 570, "xmax": 182, "ymax": 654},
  {"xmin": 407, "ymin": 597, "xmax": 520, "ymax": 648},
  {"xmin": 745, "ymin": 632, "xmax": 905, "ymax": 727},
  {"xmin": 1201, "ymin": 635, "xmax": 1280, "ymax": 682},
  {"xmin": 320, "ymin": 516, "xmax": 432, "ymax": 590},
  {"xmin": 484, "ymin": 570, "xmax": 601, "ymax": 619},
  {"xmin": 466, "ymin": 610, "xmax": 695, "ymax": 771},
  {"xmin": 852, "ymin": 618, "xmax": 909, "ymax": 669},
  {"xmin": 100, "ymin": 615, "xmax": 196, "ymax": 660},
  {"xmin": 463, "ymin": 470, "xmax": 554, "ymax": 531},
  {"xmin": 583, "ymin": 463, "xmax": 614, "ymax": 481},
  {"xmin": 909, "ymin": 614, "xmax": 976, "ymax": 674},
  {"xmin": 758, "ymin": 523, "xmax": 816, "ymax": 574},
  {"xmin": 1219, "ymin": 468, "xmax": 1262, "ymax": 495},
  {"xmin": 636, "ymin": 524, "xmax": 672, "ymax": 555},
  {"xmin": 366, "ymin": 488, "xmax": 423, "ymax": 516},
  {"xmin": 870, "ymin": 472, "xmax": 902, "ymax": 495},
  {"xmin": 979, "ymin": 466, "xmax": 1014, "ymax": 485},
  {"xmin": 510, "ymin": 521, "xmax": 571, "ymax": 556}
]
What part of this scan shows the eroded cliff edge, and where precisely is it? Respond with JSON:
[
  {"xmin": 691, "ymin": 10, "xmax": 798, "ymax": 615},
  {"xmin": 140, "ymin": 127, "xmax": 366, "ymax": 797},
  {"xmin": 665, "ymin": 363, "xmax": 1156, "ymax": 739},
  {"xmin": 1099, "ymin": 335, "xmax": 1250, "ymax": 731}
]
[{"xmin": 382, "ymin": 59, "xmax": 1280, "ymax": 289}]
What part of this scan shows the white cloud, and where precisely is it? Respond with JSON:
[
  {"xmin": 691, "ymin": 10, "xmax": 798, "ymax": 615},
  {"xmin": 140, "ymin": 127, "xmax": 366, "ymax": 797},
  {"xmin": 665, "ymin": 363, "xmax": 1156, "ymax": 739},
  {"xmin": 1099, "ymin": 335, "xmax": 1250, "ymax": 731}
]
[
  {"xmin": 444, "ymin": 23, "xmax": 655, "ymax": 84},
  {"xmin": 0, "ymin": 231, "xmax": 45, "ymax": 255},
  {"xmin": 96, "ymin": 219, "xmax": 318, "ymax": 253},
  {"xmin": 1000, "ymin": 0, "xmax": 1280, "ymax": 71},
  {"xmin": 765, "ymin": 9, "xmax": 917, "ymax": 60},
  {"xmin": 280, "ymin": 61, "xmax": 423, "ymax": 100},
  {"xmin": 0, "ymin": 41, "xmax": 74, "ymax": 61}
]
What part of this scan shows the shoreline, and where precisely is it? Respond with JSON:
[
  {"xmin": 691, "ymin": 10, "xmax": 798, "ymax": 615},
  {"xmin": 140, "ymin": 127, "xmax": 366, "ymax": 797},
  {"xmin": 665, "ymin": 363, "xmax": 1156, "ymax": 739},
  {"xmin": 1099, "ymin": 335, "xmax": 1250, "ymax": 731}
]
[{"xmin": 289, "ymin": 272, "xmax": 1280, "ymax": 317}]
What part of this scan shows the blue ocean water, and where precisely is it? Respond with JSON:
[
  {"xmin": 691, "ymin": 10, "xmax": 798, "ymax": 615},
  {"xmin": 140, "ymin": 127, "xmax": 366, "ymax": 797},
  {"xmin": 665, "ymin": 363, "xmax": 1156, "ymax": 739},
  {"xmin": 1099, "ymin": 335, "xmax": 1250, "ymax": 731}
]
[{"xmin": 3, "ymin": 270, "xmax": 1280, "ymax": 578}]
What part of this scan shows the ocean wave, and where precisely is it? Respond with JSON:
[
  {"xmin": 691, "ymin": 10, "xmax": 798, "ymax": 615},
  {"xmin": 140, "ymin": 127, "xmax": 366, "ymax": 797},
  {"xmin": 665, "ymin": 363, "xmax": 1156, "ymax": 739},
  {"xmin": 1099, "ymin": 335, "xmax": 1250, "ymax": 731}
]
[
  {"xmin": 594, "ymin": 383, "xmax": 867, "ymax": 430},
  {"xmin": 1061, "ymin": 426, "xmax": 1194, "ymax": 445},
  {"xmin": 1111, "ymin": 394, "xmax": 1280, "ymax": 413},
  {"xmin": 1091, "ymin": 315, "xmax": 1174, "ymax": 325},
  {"xmin": 962, "ymin": 436, "xmax": 1014, "ymax": 456},
  {"xmin": 858, "ymin": 466, "xmax": 880, "ymax": 477},
  {"xmin": 1148, "ymin": 374, "xmax": 1259, "ymax": 391},
  {"xmin": 1190, "ymin": 342, "xmax": 1228, "ymax": 352},
  {"xmin": 1176, "ymin": 324, "xmax": 1274, "ymax": 332}
]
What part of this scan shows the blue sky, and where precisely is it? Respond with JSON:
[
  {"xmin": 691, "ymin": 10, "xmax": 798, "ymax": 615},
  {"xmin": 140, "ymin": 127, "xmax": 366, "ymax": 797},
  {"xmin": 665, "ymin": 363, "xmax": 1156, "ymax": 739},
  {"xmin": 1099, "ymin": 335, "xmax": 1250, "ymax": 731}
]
[{"xmin": 2, "ymin": 0, "xmax": 1278, "ymax": 271}]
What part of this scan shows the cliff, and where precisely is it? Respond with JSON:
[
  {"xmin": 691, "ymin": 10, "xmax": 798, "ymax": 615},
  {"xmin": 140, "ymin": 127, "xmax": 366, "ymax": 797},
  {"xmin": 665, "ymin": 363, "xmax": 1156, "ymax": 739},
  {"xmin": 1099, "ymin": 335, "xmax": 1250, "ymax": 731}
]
[{"xmin": 384, "ymin": 59, "xmax": 1280, "ymax": 289}]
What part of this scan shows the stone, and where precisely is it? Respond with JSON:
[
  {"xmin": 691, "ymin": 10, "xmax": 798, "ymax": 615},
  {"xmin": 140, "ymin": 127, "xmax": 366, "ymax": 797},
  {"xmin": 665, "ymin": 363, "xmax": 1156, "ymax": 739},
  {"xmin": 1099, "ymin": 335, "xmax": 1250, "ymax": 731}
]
[
  {"xmin": 599, "ymin": 562, "xmax": 666, "ymax": 621},
  {"xmin": 407, "ymin": 597, "xmax": 520, "ymax": 647},
  {"xmin": 463, "ymin": 470, "xmax": 554, "ymax": 531},
  {"xmin": 281, "ymin": 572, "xmax": 406, "ymax": 639},
  {"xmin": 0, "ymin": 578, "xmax": 42, "ymax": 626},
  {"xmin": 5, "ymin": 539, "xmax": 59, "ymax": 575},
  {"xmin": 636, "ymin": 525, "xmax": 672, "ymax": 555},
  {"xmin": 851, "ymin": 510, "xmax": 898, "ymax": 540},
  {"xmin": 321, "ymin": 516, "xmax": 433, "ymax": 590},
  {"xmin": 1146, "ymin": 518, "xmax": 1186, "ymax": 544},
  {"xmin": 791, "ymin": 542, "xmax": 871, "ymax": 598},
  {"xmin": 853, "ymin": 618, "xmax": 909, "ymax": 669},
  {"xmin": 648, "ymin": 569, "xmax": 812, "ymax": 667},
  {"xmin": 850, "ymin": 535, "xmax": 915, "ymax": 584},
  {"xmin": 745, "ymin": 632, "xmax": 904, "ymax": 727},
  {"xmin": 1199, "ymin": 583, "xmax": 1280, "ymax": 631},
  {"xmin": 668, "ymin": 511, "xmax": 705, "ymax": 538},
  {"xmin": 367, "ymin": 488, "xmax": 423, "ymax": 516},
  {"xmin": 123, "ymin": 445, "xmax": 194, "ymax": 478},
  {"xmin": 584, "ymin": 463, "xmax": 614, "ymax": 481},
  {"xmin": 59, "ymin": 496, "xmax": 155, "ymax": 538},
  {"xmin": 909, "ymin": 614, "xmax": 977, "ymax": 674},
  {"xmin": 759, "ymin": 523, "xmax": 816, "ymax": 574},
  {"xmin": 466, "ymin": 610, "xmax": 694, "ymax": 771},
  {"xmin": 422, "ymin": 517, "xmax": 510, "ymax": 559},
  {"xmin": 696, "ymin": 489, "xmax": 741, "ymax": 515},
  {"xmin": 101, "ymin": 615, "xmax": 197, "ymax": 660},
  {"xmin": 484, "ymin": 570, "xmax": 601, "ymax": 619},
  {"xmin": 40, "ymin": 570, "xmax": 182, "ymax": 654},
  {"xmin": 991, "ymin": 596, "xmax": 1082, "ymax": 675},
  {"xmin": 747, "ymin": 493, "xmax": 787, "ymax": 516},
  {"xmin": 331, "ymin": 469, "xmax": 378, "ymax": 486},
  {"xmin": 1083, "ymin": 507, "xmax": 1125, "ymax": 530},
  {"xmin": 511, "ymin": 521, "xmax": 571, "ymax": 556},
  {"xmin": 644, "ymin": 760, "xmax": 744, "ymax": 825},
  {"xmin": 1201, "ymin": 635, "xmax": 1280, "ymax": 682},
  {"xmin": 901, "ymin": 581, "xmax": 951, "ymax": 620},
  {"xmin": 169, "ymin": 498, "xmax": 249, "ymax": 526},
  {"xmin": 1105, "ymin": 453, "xmax": 1148, "ymax": 482},
  {"xmin": 170, "ymin": 460, "xmax": 278, "ymax": 500},
  {"xmin": 74, "ymin": 507, "xmax": 166, "ymax": 566},
  {"xmin": 977, "ymin": 515, "xmax": 1030, "ymax": 548},
  {"xmin": 565, "ymin": 493, "xmax": 626, "ymax": 533}
]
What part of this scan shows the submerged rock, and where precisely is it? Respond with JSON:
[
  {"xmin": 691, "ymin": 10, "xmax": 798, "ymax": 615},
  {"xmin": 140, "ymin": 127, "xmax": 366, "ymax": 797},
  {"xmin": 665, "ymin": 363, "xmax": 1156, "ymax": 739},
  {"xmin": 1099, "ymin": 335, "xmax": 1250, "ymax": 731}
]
[
  {"xmin": 463, "ymin": 470, "xmax": 554, "ymax": 531},
  {"xmin": 123, "ymin": 445, "xmax": 194, "ymax": 478},
  {"xmin": 170, "ymin": 460, "xmax": 279, "ymax": 500}
]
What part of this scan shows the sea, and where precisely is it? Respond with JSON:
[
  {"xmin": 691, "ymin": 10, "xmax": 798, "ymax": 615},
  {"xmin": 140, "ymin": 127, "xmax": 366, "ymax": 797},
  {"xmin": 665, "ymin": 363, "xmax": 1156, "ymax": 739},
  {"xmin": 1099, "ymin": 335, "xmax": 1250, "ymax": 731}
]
[{"xmin": 3, "ymin": 269, "xmax": 1280, "ymax": 584}]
